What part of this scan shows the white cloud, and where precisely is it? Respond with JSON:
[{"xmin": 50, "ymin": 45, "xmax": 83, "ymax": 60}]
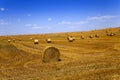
[
  {"xmin": 58, "ymin": 21, "xmax": 88, "ymax": 30},
  {"xmin": 32, "ymin": 26, "xmax": 42, "ymax": 29},
  {"xmin": 32, "ymin": 26, "xmax": 51, "ymax": 30},
  {"xmin": 24, "ymin": 24, "xmax": 37, "ymax": 27},
  {"xmin": 48, "ymin": 18, "xmax": 52, "ymax": 21},
  {"xmin": 58, "ymin": 21, "xmax": 87, "ymax": 25},
  {"xmin": 87, "ymin": 15, "xmax": 116, "ymax": 20},
  {"xmin": 0, "ymin": 19, "xmax": 8, "ymax": 25},
  {"xmin": 58, "ymin": 21, "xmax": 71, "ymax": 25},
  {"xmin": 33, "ymin": 24, "xmax": 37, "ymax": 26},
  {"xmin": 0, "ymin": 8, "xmax": 5, "ymax": 11},
  {"xmin": 0, "ymin": 8, "xmax": 8, "ymax": 11},
  {"xmin": 57, "ymin": 15, "xmax": 119, "ymax": 30},
  {"xmin": 24, "ymin": 23, "xmax": 51, "ymax": 30},
  {"xmin": 24, "ymin": 24, "xmax": 32, "ymax": 27},
  {"xmin": 58, "ymin": 15, "xmax": 117, "ymax": 26}
]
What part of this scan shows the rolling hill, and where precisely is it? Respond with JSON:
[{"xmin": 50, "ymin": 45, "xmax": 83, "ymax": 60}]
[{"xmin": 0, "ymin": 27, "xmax": 120, "ymax": 80}]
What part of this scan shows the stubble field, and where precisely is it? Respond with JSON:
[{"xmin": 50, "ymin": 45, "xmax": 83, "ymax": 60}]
[{"xmin": 0, "ymin": 27, "xmax": 120, "ymax": 80}]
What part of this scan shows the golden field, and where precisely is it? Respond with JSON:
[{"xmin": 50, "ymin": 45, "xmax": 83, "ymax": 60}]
[{"xmin": 0, "ymin": 27, "xmax": 120, "ymax": 80}]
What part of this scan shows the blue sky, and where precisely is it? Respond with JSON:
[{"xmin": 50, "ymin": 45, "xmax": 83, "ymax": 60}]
[{"xmin": 0, "ymin": 0, "xmax": 120, "ymax": 35}]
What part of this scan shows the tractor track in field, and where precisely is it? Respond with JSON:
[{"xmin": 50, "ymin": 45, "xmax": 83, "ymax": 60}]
[{"xmin": 12, "ymin": 43, "xmax": 42, "ymax": 55}]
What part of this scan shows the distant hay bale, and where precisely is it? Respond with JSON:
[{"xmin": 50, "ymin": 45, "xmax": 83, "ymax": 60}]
[
  {"xmin": 107, "ymin": 33, "xmax": 115, "ymax": 36},
  {"xmin": 34, "ymin": 39, "xmax": 39, "ymax": 44},
  {"xmin": 46, "ymin": 38, "xmax": 52, "ymax": 43},
  {"xmin": 110, "ymin": 33, "xmax": 114, "ymax": 36},
  {"xmin": 42, "ymin": 46, "xmax": 60, "ymax": 63},
  {"xmin": 81, "ymin": 35, "xmax": 85, "ymax": 39},
  {"xmin": 89, "ymin": 35, "xmax": 94, "ymax": 38},
  {"xmin": 68, "ymin": 37, "xmax": 74, "ymax": 42},
  {"xmin": 67, "ymin": 36, "xmax": 75, "ymax": 42},
  {"xmin": 8, "ymin": 40, "xmax": 11, "ymax": 42},
  {"xmin": 110, "ymin": 33, "xmax": 116, "ymax": 36},
  {"xmin": 95, "ymin": 34, "xmax": 99, "ymax": 38}
]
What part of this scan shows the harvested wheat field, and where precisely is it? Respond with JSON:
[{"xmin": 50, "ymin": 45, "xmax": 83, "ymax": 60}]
[{"xmin": 0, "ymin": 27, "xmax": 120, "ymax": 80}]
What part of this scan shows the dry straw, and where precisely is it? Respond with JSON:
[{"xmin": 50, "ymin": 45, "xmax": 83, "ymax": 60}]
[
  {"xmin": 42, "ymin": 46, "xmax": 60, "ymax": 63},
  {"xmin": 13, "ymin": 39, "xmax": 16, "ymax": 42}
]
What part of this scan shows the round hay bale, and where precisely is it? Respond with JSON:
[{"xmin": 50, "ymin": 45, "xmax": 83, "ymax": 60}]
[
  {"xmin": 89, "ymin": 35, "xmax": 94, "ymax": 38},
  {"xmin": 95, "ymin": 34, "xmax": 99, "ymax": 38},
  {"xmin": 42, "ymin": 46, "xmax": 60, "ymax": 63},
  {"xmin": 109, "ymin": 33, "xmax": 115, "ymax": 36},
  {"xmin": 34, "ymin": 39, "xmax": 39, "ymax": 44},
  {"xmin": 67, "ymin": 36, "xmax": 74, "ymax": 42},
  {"xmin": 81, "ymin": 35, "xmax": 85, "ymax": 39},
  {"xmin": 107, "ymin": 33, "xmax": 115, "ymax": 36},
  {"xmin": 8, "ymin": 40, "xmax": 11, "ymax": 42},
  {"xmin": 46, "ymin": 38, "xmax": 52, "ymax": 43},
  {"xmin": 68, "ymin": 37, "xmax": 73, "ymax": 42},
  {"xmin": 110, "ymin": 33, "xmax": 114, "ymax": 36}
]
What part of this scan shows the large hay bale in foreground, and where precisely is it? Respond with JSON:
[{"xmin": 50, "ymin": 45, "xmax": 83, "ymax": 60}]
[{"xmin": 42, "ymin": 46, "xmax": 60, "ymax": 63}]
